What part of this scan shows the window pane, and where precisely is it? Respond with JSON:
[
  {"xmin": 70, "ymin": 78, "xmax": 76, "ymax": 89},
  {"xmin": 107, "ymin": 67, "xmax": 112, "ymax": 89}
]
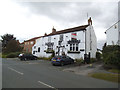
[
  {"xmin": 76, "ymin": 47, "xmax": 78, "ymax": 51},
  {"xmin": 76, "ymin": 44, "xmax": 78, "ymax": 51},
  {"xmin": 38, "ymin": 47, "xmax": 40, "ymax": 52},
  {"xmin": 73, "ymin": 44, "xmax": 75, "ymax": 51},
  {"xmin": 70, "ymin": 44, "xmax": 72, "ymax": 51},
  {"xmin": 30, "ymin": 41, "xmax": 33, "ymax": 45}
]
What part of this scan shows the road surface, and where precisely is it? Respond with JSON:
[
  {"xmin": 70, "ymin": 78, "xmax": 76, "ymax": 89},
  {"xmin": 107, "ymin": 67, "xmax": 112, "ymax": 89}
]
[{"xmin": 2, "ymin": 58, "xmax": 118, "ymax": 89}]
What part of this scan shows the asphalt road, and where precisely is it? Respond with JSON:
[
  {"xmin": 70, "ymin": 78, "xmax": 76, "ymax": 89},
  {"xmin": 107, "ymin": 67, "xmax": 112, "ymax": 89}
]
[{"xmin": 2, "ymin": 58, "xmax": 118, "ymax": 89}]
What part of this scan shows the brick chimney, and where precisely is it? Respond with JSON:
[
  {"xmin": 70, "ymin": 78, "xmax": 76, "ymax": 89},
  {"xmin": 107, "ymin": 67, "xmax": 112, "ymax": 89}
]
[
  {"xmin": 44, "ymin": 33, "xmax": 47, "ymax": 36},
  {"xmin": 88, "ymin": 17, "xmax": 92, "ymax": 25},
  {"xmin": 16, "ymin": 40, "xmax": 20, "ymax": 44},
  {"xmin": 52, "ymin": 26, "xmax": 56, "ymax": 34}
]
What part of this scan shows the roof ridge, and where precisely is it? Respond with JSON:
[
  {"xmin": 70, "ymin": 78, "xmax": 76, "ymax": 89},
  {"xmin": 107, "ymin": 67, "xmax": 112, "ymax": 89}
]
[
  {"xmin": 44, "ymin": 24, "xmax": 89, "ymax": 37},
  {"xmin": 105, "ymin": 20, "xmax": 120, "ymax": 33}
]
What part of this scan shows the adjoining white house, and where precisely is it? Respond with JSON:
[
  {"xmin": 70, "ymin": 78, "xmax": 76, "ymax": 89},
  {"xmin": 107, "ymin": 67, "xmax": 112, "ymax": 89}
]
[
  {"xmin": 105, "ymin": 20, "xmax": 120, "ymax": 46},
  {"xmin": 32, "ymin": 17, "xmax": 97, "ymax": 59}
]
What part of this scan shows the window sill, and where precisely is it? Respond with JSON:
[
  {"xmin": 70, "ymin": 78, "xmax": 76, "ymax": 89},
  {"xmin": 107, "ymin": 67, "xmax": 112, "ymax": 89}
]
[
  {"xmin": 67, "ymin": 51, "xmax": 80, "ymax": 53},
  {"xmin": 44, "ymin": 50, "xmax": 54, "ymax": 53}
]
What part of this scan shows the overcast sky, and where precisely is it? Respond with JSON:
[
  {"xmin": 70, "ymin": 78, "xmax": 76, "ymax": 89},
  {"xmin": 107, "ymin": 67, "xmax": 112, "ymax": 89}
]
[{"xmin": 0, "ymin": 0, "xmax": 119, "ymax": 49}]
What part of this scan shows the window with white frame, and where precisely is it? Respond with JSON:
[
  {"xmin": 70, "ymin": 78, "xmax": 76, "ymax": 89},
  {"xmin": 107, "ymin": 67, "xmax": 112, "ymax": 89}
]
[
  {"xmin": 25, "ymin": 42, "xmax": 27, "ymax": 45},
  {"xmin": 45, "ymin": 42, "xmax": 54, "ymax": 52},
  {"xmin": 30, "ymin": 41, "xmax": 34, "ymax": 45},
  {"xmin": 69, "ymin": 44, "xmax": 79, "ymax": 51}
]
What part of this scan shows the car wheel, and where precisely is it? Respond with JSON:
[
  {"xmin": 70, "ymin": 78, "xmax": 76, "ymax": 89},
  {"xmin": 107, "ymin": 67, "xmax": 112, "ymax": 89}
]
[
  {"xmin": 60, "ymin": 62, "xmax": 64, "ymax": 66},
  {"xmin": 24, "ymin": 58, "xmax": 27, "ymax": 61},
  {"xmin": 71, "ymin": 61, "xmax": 74, "ymax": 64}
]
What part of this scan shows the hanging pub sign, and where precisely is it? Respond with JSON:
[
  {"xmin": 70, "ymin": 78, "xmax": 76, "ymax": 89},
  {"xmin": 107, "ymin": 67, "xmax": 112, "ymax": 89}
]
[{"xmin": 71, "ymin": 33, "xmax": 77, "ymax": 40}]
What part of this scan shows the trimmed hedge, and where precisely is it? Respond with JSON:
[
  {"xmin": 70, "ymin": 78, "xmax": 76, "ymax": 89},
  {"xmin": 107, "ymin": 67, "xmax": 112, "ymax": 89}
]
[
  {"xmin": 102, "ymin": 45, "xmax": 120, "ymax": 67},
  {"xmin": 3, "ymin": 52, "xmax": 21, "ymax": 58}
]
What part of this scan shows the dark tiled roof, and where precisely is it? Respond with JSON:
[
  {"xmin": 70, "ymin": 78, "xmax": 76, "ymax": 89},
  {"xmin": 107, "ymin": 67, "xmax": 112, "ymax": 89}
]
[
  {"xmin": 43, "ymin": 24, "xmax": 89, "ymax": 37},
  {"xmin": 20, "ymin": 42, "xmax": 24, "ymax": 44},
  {"xmin": 24, "ymin": 36, "xmax": 42, "ymax": 42}
]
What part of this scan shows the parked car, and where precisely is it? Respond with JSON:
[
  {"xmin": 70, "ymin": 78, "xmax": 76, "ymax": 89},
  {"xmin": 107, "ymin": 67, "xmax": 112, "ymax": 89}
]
[
  {"xmin": 18, "ymin": 53, "xmax": 38, "ymax": 61},
  {"xmin": 51, "ymin": 55, "xmax": 74, "ymax": 66}
]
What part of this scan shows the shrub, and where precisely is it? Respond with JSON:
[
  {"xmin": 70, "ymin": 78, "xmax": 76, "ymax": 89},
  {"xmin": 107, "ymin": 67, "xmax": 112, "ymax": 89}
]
[
  {"xmin": 90, "ymin": 58, "xmax": 97, "ymax": 63},
  {"xmin": 102, "ymin": 45, "xmax": 120, "ymax": 67},
  {"xmin": 2, "ymin": 54, "xmax": 7, "ymax": 58},
  {"xmin": 104, "ymin": 51, "xmax": 120, "ymax": 66},
  {"xmin": 96, "ymin": 52, "xmax": 102, "ymax": 60},
  {"xmin": 6, "ymin": 53, "xmax": 17, "ymax": 58},
  {"xmin": 5, "ymin": 52, "xmax": 21, "ymax": 58},
  {"xmin": 75, "ymin": 58, "xmax": 84, "ymax": 63}
]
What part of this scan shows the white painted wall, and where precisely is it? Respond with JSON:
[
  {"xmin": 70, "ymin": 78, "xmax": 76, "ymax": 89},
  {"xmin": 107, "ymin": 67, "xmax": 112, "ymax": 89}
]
[
  {"xmin": 106, "ymin": 22, "xmax": 119, "ymax": 45},
  {"xmin": 32, "ymin": 25, "xmax": 97, "ymax": 59},
  {"xmin": 85, "ymin": 25, "xmax": 97, "ymax": 58}
]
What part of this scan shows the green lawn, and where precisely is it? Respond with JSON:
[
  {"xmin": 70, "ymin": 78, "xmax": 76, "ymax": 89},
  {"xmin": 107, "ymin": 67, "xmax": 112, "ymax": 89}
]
[{"xmin": 88, "ymin": 72, "xmax": 120, "ymax": 83}]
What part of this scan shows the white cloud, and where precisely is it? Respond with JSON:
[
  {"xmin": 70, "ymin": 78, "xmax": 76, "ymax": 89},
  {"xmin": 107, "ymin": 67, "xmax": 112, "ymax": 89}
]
[
  {"xmin": 0, "ymin": 0, "xmax": 65, "ymax": 42},
  {"xmin": 0, "ymin": 0, "xmax": 118, "ymax": 47}
]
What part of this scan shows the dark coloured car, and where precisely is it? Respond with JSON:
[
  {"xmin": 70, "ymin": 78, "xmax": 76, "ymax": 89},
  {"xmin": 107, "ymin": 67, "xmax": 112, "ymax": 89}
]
[
  {"xmin": 19, "ymin": 53, "xmax": 38, "ymax": 61},
  {"xmin": 51, "ymin": 55, "xmax": 74, "ymax": 66}
]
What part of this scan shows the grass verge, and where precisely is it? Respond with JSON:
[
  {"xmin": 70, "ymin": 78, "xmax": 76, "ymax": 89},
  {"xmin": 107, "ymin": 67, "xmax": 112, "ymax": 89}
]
[
  {"xmin": 88, "ymin": 72, "xmax": 120, "ymax": 83},
  {"xmin": 108, "ymin": 69, "xmax": 120, "ymax": 74},
  {"xmin": 0, "ymin": 53, "xmax": 2, "ymax": 58}
]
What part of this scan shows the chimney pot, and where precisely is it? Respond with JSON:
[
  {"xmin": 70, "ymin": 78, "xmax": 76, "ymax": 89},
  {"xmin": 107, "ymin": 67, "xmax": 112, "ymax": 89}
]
[
  {"xmin": 88, "ymin": 17, "xmax": 92, "ymax": 25},
  {"xmin": 44, "ymin": 33, "xmax": 47, "ymax": 36},
  {"xmin": 52, "ymin": 26, "xmax": 56, "ymax": 33}
]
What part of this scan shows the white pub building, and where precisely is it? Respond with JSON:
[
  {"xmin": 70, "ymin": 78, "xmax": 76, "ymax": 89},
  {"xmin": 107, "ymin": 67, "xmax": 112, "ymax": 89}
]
[{"xmin": 32, "ymin": 17, "xmax": 97, "ymax": 59}]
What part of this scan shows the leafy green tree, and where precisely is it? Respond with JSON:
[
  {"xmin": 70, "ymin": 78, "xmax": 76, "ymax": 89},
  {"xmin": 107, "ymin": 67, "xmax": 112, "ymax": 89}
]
[
  {"xmin": 1, "ymin": 34, "xmax": 22, "ymax": 54},
  {"xmin": 3, "ymin": 40, "xmax": 22, "ymax": 54},
  {"xmin": 1, "ymin": 34, "xmax": 16, "ymax": 48}
]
